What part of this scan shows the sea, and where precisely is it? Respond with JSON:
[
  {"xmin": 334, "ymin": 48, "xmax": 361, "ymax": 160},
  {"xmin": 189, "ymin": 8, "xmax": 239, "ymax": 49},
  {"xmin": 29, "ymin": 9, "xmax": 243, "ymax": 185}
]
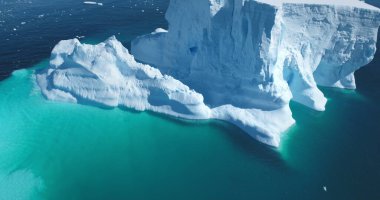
[{"xmin": 0, "ymin": 0, "xmax": 379, "ymax": 199}]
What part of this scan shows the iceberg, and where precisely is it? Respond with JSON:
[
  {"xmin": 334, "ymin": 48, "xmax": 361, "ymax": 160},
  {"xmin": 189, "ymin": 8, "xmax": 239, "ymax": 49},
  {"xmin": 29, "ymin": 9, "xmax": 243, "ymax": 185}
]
[
  {"xmin": 37, "ymin": 37, "xmax": 293, "ymax": 146},
  {"xmin": 37, "ymin": 0, "xmax": 380, "ymax": 147}
]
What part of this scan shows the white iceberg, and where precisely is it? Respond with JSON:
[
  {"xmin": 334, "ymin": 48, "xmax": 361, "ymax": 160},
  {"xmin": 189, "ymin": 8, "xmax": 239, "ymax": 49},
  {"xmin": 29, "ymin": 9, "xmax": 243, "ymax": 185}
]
[
  {"xmin": 37, "ymin": 37, "xmax": 211, "ymax": 120},
  {"xmin": 132, "ymin": 0, "xmax": 380, "ymax": 111},
  {"xmin": 37, "ymin": 36, "xmax": 294, "ymax": 146},
  {"xmin": 38, "ymin": 0, "xmax": 380, "ymax": 147}
]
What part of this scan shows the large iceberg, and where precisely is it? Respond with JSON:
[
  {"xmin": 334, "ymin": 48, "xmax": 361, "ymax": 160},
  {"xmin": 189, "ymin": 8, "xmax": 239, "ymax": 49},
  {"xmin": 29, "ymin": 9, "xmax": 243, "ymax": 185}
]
[
  {"xmin": 37, "ymin": 0, "xmax": 380, "ymax": 147},
  {"xmin": 37, "ymin": 37, "xmax": 293, "ymax": 146}
]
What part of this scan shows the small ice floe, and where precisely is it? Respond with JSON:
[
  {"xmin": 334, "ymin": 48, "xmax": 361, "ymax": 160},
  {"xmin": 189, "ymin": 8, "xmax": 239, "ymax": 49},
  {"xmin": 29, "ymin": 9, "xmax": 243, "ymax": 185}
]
[
  {"xmin": 38, "ymin": 14, "xmax": 44, "ymax": 18},
  {"xmin": 323, "ymin": 186, "xmax": 327, "ymax": 192},
  {"xmin": 151, "ymin": 28, "xmax": 168, "ymax": 35},
  {"xmin": 76, "ymin": 35, "xmax": 85, "ymax": 39},
  {"xmin": 83, "ymin": 1, "xmax": 103, "ymax": 6},
  {"xmin": 21, "ymin": 22, "xmax": 26, "ymax": 25},
  {"xmin": 83, "ymin": 1, "xmax": 96, "ymax": 5},
  {"xmin": 13, "ymin": 28, "xmax": 17, "ymax": 31}
]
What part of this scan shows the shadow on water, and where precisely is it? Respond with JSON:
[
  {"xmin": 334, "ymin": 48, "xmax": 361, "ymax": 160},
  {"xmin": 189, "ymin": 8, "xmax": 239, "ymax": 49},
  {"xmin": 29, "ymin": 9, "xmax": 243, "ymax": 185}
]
[
  {"xmin": 144, "ymin": 109, "xmax": 291, "ymax": 171},
  {"xmin": 219, "ymin": 122, "xmax": 292, "ymax": 171}
]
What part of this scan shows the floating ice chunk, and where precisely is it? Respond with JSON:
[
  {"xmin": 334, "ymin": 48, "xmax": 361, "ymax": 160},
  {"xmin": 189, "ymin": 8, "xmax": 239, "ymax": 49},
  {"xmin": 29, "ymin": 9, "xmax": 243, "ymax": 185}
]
[
  {"xmin": 151, "ymin": 28, "xmax": 167, "ymax": 34},
  {"xmin": 83, "ymin": 1, "xmax": 103, "ymax": 6},
  {"xmin": 83, "ymin": 1, "xmax": 97, "ymax": 5}
]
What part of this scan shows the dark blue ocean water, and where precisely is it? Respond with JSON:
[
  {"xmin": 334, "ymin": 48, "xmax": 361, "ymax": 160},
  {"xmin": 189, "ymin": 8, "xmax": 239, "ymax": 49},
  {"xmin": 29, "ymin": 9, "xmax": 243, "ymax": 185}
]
[
  {"xmin": 0, "ymin": 0, "xmax": 168, "ymax": 80},
  {"xmin": 0, "ymin": 1, "xmax": 380, "ymax": 200}
]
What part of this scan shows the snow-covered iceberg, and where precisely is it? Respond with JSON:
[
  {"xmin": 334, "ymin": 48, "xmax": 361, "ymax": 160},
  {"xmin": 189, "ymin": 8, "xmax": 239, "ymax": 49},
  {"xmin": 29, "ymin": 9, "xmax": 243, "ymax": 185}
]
[
  {"xmin": 132, "ymin": 0, "xmax": 380, "ymax": 111},
  {"xmin": 37, "ymin": 0, "xmax": 380, "ymax": 147},
  {"xmin": 37, "ymin": 37, "xmax": 211, "ymax": 119},
  {"xmin": 37, "ymin": 37, "xmax": 294, "ymax": 146}
]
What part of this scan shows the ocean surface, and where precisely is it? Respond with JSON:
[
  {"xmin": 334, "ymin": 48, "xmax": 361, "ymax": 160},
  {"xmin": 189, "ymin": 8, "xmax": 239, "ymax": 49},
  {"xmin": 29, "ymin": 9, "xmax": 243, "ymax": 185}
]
[{"xmin": 0, "ymin": 1, "xmax": 380, "ymax": 199}]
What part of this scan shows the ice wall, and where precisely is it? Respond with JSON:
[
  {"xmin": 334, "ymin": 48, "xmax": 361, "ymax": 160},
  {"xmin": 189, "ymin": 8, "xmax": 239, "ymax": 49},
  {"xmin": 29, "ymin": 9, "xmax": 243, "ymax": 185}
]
[{"xmin": 132, "ymin": 0, "xmax": 380, "ymax": 112}]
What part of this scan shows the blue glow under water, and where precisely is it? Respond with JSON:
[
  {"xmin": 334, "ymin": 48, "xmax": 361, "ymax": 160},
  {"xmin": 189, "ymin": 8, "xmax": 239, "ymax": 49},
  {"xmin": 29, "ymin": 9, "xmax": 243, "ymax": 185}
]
[{"xmin": 0, "ymin": 1, "xmax": 380, "ymax": 199}]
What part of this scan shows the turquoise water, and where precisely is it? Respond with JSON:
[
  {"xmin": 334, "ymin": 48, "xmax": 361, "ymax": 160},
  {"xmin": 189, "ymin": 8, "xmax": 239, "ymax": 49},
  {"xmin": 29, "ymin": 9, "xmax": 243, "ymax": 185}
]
[
  {"xmin": 0, "ymin": 63, "xmax": 291, "ymax": 200},
  {"xmin": 0, "ymin": 58, "xmax": 379, "ymax": 199},
  {"xmin": 1, "ymin": 0, "xmax": 380, "ymax": 199}
]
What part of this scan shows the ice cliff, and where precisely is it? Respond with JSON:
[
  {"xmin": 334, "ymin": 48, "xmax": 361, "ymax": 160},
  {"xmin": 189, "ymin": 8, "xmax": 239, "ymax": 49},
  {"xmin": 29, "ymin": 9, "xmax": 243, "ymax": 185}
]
[{"xmin": 37, "ymin": 0, "xmax": 380, "ymax": 147}]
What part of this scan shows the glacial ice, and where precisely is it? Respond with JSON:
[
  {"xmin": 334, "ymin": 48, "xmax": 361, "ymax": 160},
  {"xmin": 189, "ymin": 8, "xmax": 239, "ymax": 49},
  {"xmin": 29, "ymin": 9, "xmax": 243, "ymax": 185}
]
[
  {"xmin": 132, "ymin": 0, "xmax": 380, "ymax": 111},
  {"xmin": 37, "ymin": 37, "xmax": 211, "ymax": 120},
  {"xmin": 37, "ymin": 37, "xmax": 294, "ymax": 146},
  {"xmin": 38, "ymin": 0, "xmax": 380, "ymax": 147}
]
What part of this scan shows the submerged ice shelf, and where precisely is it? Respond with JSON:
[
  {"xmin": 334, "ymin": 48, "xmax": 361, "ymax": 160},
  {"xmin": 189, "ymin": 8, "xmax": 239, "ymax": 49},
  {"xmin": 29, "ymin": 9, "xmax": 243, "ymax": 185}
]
[{"xmin": 37, "ymin": 0, "xmax": 380, "ymax": 147}]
